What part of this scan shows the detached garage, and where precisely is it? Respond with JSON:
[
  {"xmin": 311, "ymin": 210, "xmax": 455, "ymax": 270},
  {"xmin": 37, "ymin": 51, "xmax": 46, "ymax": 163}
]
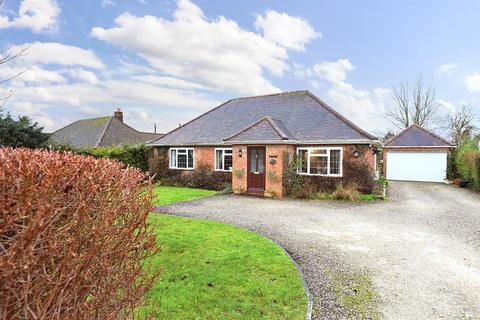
[{"xmin": 383, "ymin": 125, "xmax": 455, "ymax": 182}]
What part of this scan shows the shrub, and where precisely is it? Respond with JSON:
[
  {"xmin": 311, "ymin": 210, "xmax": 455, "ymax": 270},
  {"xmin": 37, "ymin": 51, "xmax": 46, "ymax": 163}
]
[
  {"xmin": 0, "ymin": 113, "xmax": 50, "ymax": 149},
  {"xmin": 157, "ymin": 164, "xmax": 231, "ymax": 191},
  {"xmin": 0, "ymin": 148, "xmax": 160, "ymax": 319},
  {"xmin": 455, "ymin": 136, "xmax": 480, "ymax": 187},
  {"xmin": 332, "ymin": 182, "xmax": 361, "ymax": 201},
  {"xmin": 283, "ymin": 151, "xmax": 376, "ymax": 197},
  {"xmin": 343, "ymin": 160, "xmax": 376, "ymax": 194},
  {"xmin": 51, "ymin": 142, "xmax": 151, "ymax": 172},
  {"xmin": 282, "ymin": 152, "xmax": 306, "ymax": 196}
]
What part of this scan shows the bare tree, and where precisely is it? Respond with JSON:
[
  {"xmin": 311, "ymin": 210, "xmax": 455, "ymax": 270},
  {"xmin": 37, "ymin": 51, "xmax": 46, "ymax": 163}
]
[
  {"xmin": 0, "ymin": 0, "xmax": 30, "ymax": 109},
  {"xmin": 386, "ymin": 75, "xmax": 438, "ymax": 129},
  {"xmin": 448, "ymin": 105, "xmax": 476, "ymax": 143}
]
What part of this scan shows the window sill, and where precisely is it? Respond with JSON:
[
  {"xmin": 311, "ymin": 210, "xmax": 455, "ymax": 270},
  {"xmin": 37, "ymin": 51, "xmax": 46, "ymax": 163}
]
[
  {"xmin": 214, "ymin": 169, "xmax": 233, "ymax": 172},
  {"xmin": 169, "ymin": 167, "xmax": 195, "ymax": 171},
  {"xmin": 297, "ymin": 172, "xmax": 342, "ymax": 177}
]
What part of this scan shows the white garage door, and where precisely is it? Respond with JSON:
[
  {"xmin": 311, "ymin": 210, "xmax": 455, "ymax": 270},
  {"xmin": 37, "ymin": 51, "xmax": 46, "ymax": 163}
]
[{"xmin": 386, "ymin": 152, "xmax": 447, "ymax": 182}]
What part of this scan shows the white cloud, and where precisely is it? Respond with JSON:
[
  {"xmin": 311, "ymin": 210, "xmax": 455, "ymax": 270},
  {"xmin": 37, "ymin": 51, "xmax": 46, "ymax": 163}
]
[
  {"xmin": 300, "ymin": 58, "xmax": 391, "ymax": 132},
  {"xmin": 0, "ymin": 65, "xmax": 66, "ymax": 84},
  {"xmin": 326, "ymin": 80, "xmax": 392, "ymax": 131},
  {"xmin": 2, "ymin": 68, "xmax": 221, "ymax": 131},
  {"xmin": 132, "ymin": 75, "xmax": 209, "ymax": 90},
  {"xmin": 11, "ymin": 42, "xmax": 105, "ymax": 69},
  {"xmin": 0, "ymin": 0, "xmax": 60, "ymax": 33},
  {"xmin": 10, "ymin": 102, "xmax": 60, "ymax": 131},
  {"xmin": 436, "ymin": 64, "xmax": 458, "ymax": 75},
  {"xmin": 254, "ymin": 10, "xmax": 319, "ymax": 51},
  {"xmin": 101, "ymin": 0, "xmax": 115, "ymax": 7},
  {"xmin": 465, "ymin": 73, "xmax": 480, "ymax": 92},
  {"xmin": 90, "ymin": 0, "xmax": 313, "ymax": 95},
  {"xmin": 64, "ymin": 68, "xmax": 99, "ymax": 84},
  {"xmin": 312, "ymin": 59, "xmax": 354, "ymax": 84}
]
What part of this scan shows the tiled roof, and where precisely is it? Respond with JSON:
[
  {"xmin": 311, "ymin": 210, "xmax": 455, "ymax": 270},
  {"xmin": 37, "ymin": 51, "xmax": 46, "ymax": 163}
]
[
  {"xmin": 51, "ymin": 116, "xmax": 164, "ymax": 148},
  {"xmin": 149, "ymin": 90, "xmax": 376, "ymax": 146},
  {"xmin": 385, "ymin": 124, "xmax": 454, "ymax": 147}
]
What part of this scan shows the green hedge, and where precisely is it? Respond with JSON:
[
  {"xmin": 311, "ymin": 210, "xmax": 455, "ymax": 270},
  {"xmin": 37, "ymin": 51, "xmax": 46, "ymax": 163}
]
[
  {"xmin": 454, "ymin": 137, "xmax": 480, "ymax": 189},
  {"xmin": 51, "ymin": 143, "xmax": 150, "ymax": 172}
]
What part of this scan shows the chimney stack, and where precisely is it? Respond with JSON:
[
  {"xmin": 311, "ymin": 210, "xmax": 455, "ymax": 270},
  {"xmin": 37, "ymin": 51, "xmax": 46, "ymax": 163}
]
[{"xmin": 114, "ymin": 108, "xmax": 123, "ymax": 123}]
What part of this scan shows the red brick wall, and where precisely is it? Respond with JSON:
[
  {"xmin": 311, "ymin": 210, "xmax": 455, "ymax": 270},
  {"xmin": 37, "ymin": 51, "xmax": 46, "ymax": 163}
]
[
  {"xmin": 382, "ymin": 147, "xmax": 451, "ymax": 177},
  {"xmin": 150, "ymin": 144, "xmax": 378, "ymax": 197},
  {"xmin": 194, "ymin": 146, "xmax": 215, "ymax": 169},
  {"xmin": 232, "ymin": 145, "xmax": 247, "ymax": 194},
  {"xmin": 265, "ymin": 145, "xmax": 295, "ymax": 197}
]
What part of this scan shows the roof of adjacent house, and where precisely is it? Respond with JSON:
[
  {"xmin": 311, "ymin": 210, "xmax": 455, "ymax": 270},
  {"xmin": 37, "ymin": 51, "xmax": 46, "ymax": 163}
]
[
  {"xmin": 148, "ymin": 90, "xmax": 377, "ymax": 146},
  {"xmin": 51, "ymin": 116, "xmax": 164, "ymax": 148},
  {"xmin": 384, "ymin": 124, "xmax": 455, "ymax": 147}
]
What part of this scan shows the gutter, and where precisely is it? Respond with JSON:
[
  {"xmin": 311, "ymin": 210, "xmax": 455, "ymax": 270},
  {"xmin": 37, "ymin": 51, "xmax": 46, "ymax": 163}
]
[
  {"xmin": 148, "ymin": 139, "xmax": 379, "ymax": 147},
  {"xmin": 384, "ymin": 145, "xmax": 456, "ymax": 149}
]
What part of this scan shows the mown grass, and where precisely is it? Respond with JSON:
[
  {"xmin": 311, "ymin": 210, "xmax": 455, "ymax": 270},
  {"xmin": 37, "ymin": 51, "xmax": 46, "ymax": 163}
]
[
  {"xmin": 143, "ymin": 214, "xmax": 307, "ymax": 319},
  {"xmin": 145, "ymin": 186, "xmax": 307, "ymax": 319},
  {"xmin": 153, "ymin": 185, "xmax": 217, "ymax": 206}
]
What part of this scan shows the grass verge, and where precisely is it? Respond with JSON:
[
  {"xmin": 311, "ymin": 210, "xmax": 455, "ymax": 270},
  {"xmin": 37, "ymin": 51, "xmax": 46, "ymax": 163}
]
[
  {"xmin": 143, "ymin": 214, "xmax": 308, "ymax": 319},
  {"xmin": 154, "ymin": 185, "xmax": 217, "ymax": 206}
]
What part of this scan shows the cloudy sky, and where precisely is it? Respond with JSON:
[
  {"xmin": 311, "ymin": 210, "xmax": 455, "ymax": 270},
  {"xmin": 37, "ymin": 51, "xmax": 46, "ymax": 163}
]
[{"xmin": 1, "ymin": 0, "xmax": 480, "ymax": 136}]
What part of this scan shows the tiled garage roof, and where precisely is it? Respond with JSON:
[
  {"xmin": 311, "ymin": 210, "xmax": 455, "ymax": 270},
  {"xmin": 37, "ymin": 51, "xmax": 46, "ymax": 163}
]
[
  {"xmin": 385, "ymin": 124, "xmax": 454, "ymax": 147},
  {"xmin": 149, "ymin": 90, "xmax": 376, "ymax": 146}
]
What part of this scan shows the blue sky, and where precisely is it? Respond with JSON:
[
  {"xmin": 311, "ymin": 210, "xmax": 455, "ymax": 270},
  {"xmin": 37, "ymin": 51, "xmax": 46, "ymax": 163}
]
[{"xmin": 1, "ymin": 0, "xmax": 479, "ymax": 136}]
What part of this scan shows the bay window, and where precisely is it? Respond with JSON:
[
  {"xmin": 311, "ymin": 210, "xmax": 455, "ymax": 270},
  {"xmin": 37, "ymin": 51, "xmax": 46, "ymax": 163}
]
[
  {"xmin": 215, "ymin": 148, "xmax": 233, "ymax": 171},
  {"xmin": 297, "ymin": 147, "xmax": 342, "ymax": 176},
  {"xmin": 170, "ymin": 148, "xmax": 194, "ymax": 169}
]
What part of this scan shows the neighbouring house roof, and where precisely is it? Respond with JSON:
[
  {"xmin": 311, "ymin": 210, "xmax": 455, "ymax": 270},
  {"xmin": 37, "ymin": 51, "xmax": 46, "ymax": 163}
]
[
  {"xmin": 385, "ymin": 124, "xmax": 455, "ymax": 148},
  {"xmin": 148, "ymin": 90, "xmax": 377, "ymax": 146},
  {"xmin": 51, "ymin": 115, "xmax": 164, "ymax": 148}
]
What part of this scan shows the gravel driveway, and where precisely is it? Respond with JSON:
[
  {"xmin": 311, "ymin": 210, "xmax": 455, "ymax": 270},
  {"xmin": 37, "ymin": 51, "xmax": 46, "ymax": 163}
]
[{"xmin": 155, "ymin": 182, "xmax": 480, "ymax": 319}]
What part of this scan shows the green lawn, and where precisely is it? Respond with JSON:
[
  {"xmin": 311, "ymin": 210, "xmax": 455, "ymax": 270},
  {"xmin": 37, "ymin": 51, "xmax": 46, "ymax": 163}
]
[
  {"xmin": 144, "ymin": 215, "xmax": 307, "ymax": 319},
  {"xmin": 153, "ymin": 185, "xmax": 217, "ymax": 206}
]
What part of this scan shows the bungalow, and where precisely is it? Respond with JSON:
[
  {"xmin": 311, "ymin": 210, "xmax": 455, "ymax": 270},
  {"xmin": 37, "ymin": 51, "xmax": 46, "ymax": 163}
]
[{"xmin": 148, "ymin": 90, "xmax": 380, "ymax": 197}]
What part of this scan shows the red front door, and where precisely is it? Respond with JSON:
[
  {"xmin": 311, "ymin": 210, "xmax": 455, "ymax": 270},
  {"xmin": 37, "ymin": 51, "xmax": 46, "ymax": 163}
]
[{"xmin": 247, "ymin": 147, "xmax": 266, "ymax": 192}]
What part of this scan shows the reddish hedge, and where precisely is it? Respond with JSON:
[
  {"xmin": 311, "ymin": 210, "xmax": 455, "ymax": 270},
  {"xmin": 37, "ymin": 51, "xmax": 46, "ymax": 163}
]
[{"xmin": 0, "ymin": 148, "xmax": 160, "ymax": 319}]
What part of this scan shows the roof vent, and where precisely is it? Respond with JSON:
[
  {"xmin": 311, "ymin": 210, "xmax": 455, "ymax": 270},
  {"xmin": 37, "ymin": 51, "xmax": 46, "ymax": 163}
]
[{"xmin": 114, "ymin": 108, "xmax": 123, "ymax": 123}]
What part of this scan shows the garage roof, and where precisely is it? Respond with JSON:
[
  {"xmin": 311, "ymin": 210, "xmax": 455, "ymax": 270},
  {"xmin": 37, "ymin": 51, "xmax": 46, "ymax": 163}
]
[{"xmin": 385, "ymin": 124, "xmax": 454, "ymax": 147}]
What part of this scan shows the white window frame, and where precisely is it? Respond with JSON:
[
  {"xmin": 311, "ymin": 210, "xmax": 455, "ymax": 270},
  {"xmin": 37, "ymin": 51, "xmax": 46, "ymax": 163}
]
[
  {"xmin": 296, "ymin": 147, "xmax": 343, "ymax": 177},
  {"xmin": 169, "ymin": 147, "xmax": 195, "ymax": 170},
  {"xmin": 214, "ymin": 148, "xmax": 233, "ymax": 172}
]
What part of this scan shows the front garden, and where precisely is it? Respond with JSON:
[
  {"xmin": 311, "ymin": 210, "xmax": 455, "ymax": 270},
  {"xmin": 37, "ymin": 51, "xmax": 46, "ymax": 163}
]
[{"xmin": 147, "ymin": 186, "xmax": 308, "ymax": 319}]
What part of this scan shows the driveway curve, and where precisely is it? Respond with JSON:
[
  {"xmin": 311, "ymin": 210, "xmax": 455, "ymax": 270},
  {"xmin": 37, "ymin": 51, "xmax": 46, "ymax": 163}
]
[{"xmin": 155, "ymin": 182, "xmax": 480, "ymax": 319}]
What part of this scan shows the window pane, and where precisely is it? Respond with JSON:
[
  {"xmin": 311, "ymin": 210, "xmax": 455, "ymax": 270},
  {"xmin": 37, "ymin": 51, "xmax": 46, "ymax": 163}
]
[
  {"xmin": 298, "ymin": 150, "xmax": 308, "ymax": 173},
  {"xmin": 310, "ymin": 156, "xmax": 328, "ymax": 175},
  {"xmin": 224, "ymin": 149, "xmax": 232, "ymax": 154},
  {"xmin": 187, "ymin": 150, "xmax": 194, "ymax": 168},
  {"xmin": 177, "ymin": 149, "xmax": 187, "ymax": 154},
  {"xmin": 177, "ymin": 154, "xmax": 187, "ymax": 168},
  {"xmin": 171, "ymin": 149, "xmax": 177, "ymax": 167},
  {"xmin": 310, "ymin": 149, "xmax": 327, "ymax": 155},
  {"xmin": 216, "ymin": 150, "xmax": 223, "ymax": 170},
  {"xmin": 249, "ymin": 150, "xmax": 256, "ymax": 172},
  {"xmin": 330, "ymin": 150, "xmax": 341, "ymax": 175},
  {"xmin": 224, "ymin": 154, "xmax": 233, "ymax": 171},
  {"xmin": 257, "ymin": 151, "xmax": 264, "ymax": 173}
]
